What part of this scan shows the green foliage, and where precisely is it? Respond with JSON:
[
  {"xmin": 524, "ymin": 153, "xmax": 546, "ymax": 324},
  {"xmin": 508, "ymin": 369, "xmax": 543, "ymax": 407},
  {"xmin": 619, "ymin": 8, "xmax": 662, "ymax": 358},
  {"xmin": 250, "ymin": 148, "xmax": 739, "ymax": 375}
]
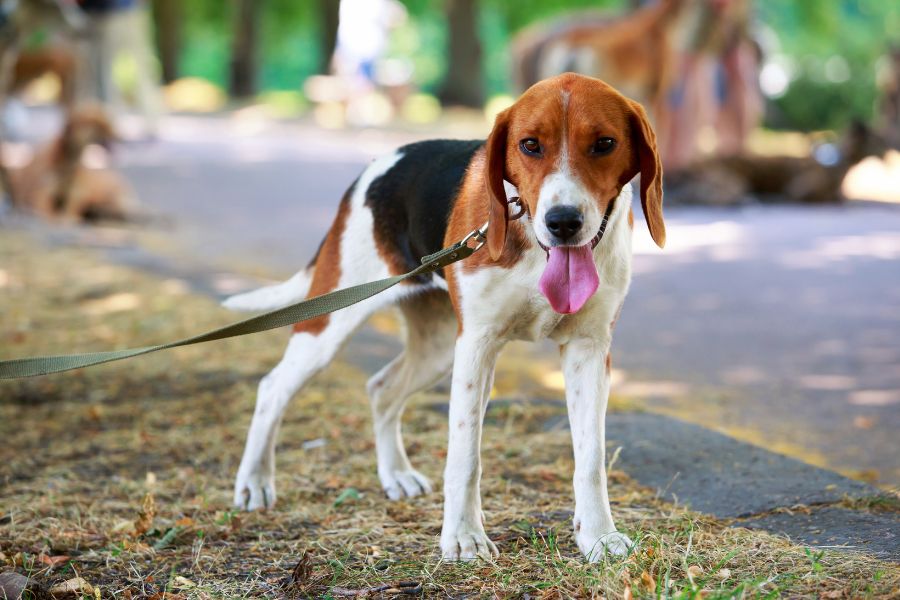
[
  {"xmin": 757, "ymin": 0, "xmax": 900, "ymax": 130},
  {"xmin": 169, "ymin": 0, "xmax": 898, "ymax": 130},
  {"xmin": 179, "ymin": 1, "xmax": 228, "ymax": 87}
]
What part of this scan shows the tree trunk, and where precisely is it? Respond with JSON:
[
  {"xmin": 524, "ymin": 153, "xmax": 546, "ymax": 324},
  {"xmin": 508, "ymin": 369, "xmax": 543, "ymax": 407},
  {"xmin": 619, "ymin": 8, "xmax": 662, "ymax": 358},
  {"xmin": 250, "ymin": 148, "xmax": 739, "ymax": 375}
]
[
  {"xmin": 229, "ymin": 0, "xmax": 261, "ymax": 98},
  {"xmin": 437, "ymin": 0, "xmax": 484, "ymax": 108},
  {"xmin": 152, "ymin": 0, "xmax": 181, "ymax": 84},
  {"xmin": 316, "ymin": 0, "xmax": 340, "ymax": 75}
]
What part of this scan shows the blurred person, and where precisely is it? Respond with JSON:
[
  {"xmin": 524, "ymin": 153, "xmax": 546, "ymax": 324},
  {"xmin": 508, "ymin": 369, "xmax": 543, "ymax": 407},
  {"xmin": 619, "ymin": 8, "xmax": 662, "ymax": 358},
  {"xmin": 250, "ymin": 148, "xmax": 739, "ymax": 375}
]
[
  {"xmin": 877, "ymin": 46, "xmax": 900, "ymax": 149},
  {"xmin": 661, "ymin": 0, "xmax": 762, "ymax": 170},
  {"xmin": 77, "ymin": 0, "xmax": 162, "ymax": 138},
  {"xmin": 332, "ymin": 0, "xmax": 406, "ymax": 90}
]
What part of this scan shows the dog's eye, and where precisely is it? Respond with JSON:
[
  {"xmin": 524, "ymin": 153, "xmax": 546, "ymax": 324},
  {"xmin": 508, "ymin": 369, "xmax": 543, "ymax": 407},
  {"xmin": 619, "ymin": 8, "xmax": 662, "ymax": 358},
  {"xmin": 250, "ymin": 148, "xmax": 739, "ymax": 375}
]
[
  {"xmin": 520, "ymin": 138, "xmax": 542, "ymax": 156},
  {"xmin": 591, "ymin": 137, "xmax": 616, "ymax": 156}
]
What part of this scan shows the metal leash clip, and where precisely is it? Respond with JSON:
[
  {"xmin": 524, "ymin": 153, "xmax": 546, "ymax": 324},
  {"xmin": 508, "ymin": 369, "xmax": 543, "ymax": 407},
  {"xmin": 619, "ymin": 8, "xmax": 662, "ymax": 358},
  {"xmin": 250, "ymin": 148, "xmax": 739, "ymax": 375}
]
[{"xmin": 462, "ymin": 224, "xmax": 488, "ymax": 251}]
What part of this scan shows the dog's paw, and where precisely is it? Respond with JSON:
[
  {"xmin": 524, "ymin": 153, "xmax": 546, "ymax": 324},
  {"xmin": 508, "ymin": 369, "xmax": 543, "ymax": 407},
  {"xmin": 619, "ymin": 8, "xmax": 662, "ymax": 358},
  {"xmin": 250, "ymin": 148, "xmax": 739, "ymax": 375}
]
[
  {"xmin": 577, "ymin": 530, "xmax": 633, "ymax": 562},
  {"xmin": 233, "ymin": 471, "xmax": 276, "ymax": 511},
  {"xmin": 380, "ymin": 468, "xmax": 432, "ymax": 500},
  {"xmin": 440, "ymin": 527, "xmax": 499, "ymax": 561}
]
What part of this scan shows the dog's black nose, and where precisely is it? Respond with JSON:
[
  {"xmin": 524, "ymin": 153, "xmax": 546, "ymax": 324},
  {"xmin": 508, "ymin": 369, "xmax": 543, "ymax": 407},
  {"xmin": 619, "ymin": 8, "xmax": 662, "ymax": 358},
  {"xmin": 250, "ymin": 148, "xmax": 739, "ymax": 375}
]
[{"xmin": 545, "ymin": 206, "xmax": 584, "ymax": 241}]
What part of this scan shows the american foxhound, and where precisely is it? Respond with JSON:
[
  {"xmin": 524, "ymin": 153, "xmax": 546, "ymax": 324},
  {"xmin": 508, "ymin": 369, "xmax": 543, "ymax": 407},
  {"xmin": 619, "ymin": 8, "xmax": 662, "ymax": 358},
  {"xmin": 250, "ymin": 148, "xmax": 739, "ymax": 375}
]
[{"xmin": 224, "ymin": 72, "xmax": 665, "ymax": 562}]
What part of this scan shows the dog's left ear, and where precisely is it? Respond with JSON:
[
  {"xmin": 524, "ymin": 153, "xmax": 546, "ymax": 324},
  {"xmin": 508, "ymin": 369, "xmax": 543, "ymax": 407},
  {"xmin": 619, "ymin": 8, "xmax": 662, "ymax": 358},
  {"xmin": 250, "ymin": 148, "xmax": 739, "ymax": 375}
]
[
  {"xmin": 628, "ymin": 100, "xmax": 666, "ymax": 248},
  {"xmin": 484, "ymin": 108, "xmax": 511, "ymax": 261}
]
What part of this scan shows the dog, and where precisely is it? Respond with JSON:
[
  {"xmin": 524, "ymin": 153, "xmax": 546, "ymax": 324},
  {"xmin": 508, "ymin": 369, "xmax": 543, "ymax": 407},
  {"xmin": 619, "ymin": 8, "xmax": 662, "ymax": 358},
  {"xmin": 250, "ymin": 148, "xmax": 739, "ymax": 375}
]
[
  {"xmin": 511, "ymin": 0, "xmax": 684, "ymax": 115},
  {"xmin": 10, "ymin": 104, "xmax": 139, "ymax": 221},
  {"xmin": 223, "ymin": 73, "xmax": 665, "ymax": 562},
  {"xmin": 664, "ymin": 120, "xmax": 889, "ymax": 205}
]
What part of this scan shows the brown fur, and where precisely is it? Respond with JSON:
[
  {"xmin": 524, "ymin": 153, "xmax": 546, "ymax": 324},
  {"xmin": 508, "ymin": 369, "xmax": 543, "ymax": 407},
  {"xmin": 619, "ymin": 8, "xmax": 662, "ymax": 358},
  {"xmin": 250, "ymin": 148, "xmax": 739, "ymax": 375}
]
[
  {"xmin": 292, "ymin": 195, "xmax": 352, "ymax": 335},
  {"xmin": 511, "ymin": 0, "xmax": 685, "ymax": 130},
  {"xmin": 10, "ymin": 45, "xmax": 77, "ymax": 109},
  {"xmin": 446, "ymin": 73, "xmax": 664, "ymax": 327},
  {"xmin": 477, "ymin": 73, "xmax": 664, "ymax": 260}
]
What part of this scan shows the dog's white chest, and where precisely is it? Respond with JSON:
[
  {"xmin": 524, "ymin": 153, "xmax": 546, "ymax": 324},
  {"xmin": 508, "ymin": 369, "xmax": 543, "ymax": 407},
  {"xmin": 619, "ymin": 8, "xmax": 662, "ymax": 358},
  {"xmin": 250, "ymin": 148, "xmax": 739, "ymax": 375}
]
[{"xmin": 454, "ymin": 227, "xmax": 631, "ymax": 345}]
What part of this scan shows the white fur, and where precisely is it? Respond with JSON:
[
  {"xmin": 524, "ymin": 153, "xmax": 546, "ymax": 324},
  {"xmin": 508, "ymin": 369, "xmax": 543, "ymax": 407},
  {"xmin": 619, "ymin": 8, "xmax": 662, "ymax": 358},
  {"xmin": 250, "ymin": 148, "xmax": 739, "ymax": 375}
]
[
  {"xmin": 222, "ymin": 269, "xmax": 313, "ymax": 312},
  {"xmin": 439, "ymin": 184, "xmax": 634, "ymax": 561},
  {"xmin": 234, "ymin": 151, "xmax": 444, "ymax": 509}
]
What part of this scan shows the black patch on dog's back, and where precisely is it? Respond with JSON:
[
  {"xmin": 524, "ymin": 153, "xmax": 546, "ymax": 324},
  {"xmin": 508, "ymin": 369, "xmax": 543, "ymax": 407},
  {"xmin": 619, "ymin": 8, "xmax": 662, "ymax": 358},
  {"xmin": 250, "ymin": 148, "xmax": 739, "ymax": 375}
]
[{"xmin": 365, "ymin": 139, "xmax": 483, "ymax": 280}]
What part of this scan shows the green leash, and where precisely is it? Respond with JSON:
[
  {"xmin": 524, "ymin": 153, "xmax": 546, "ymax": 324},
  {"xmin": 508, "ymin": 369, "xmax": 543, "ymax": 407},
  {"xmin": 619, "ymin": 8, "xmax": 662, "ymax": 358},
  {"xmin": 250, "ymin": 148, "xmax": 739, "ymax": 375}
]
[{"xmin": 0, "ymin": 227, "xmax": 487, "ymax": 380}]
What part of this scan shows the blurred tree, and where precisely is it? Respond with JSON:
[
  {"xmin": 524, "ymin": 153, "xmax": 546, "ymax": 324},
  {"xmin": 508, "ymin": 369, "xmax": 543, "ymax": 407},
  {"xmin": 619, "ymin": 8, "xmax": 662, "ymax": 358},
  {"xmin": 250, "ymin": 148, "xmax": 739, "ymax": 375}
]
[
  {"xmin": 152, "ymin": 0, "xmax": 182, "ymax": 84},
  {"xmin": 230, "ymin": 0, "xmax": 262, "ymax": 98},
  {"xmin": 438, "ymin": 0, "xmax": 484, "ymax": 107},
  {"xmin": 317, "ymin": 0, "xmax": 340, "ymax": 75}
]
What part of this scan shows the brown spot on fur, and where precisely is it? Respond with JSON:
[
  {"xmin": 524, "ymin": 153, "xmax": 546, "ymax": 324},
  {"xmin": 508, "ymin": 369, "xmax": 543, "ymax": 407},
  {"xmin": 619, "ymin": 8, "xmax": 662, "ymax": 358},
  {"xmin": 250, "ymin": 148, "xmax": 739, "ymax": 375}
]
[
  {"xmin": 610, "ymin": 303, "xmax": 624, "ymax": 331},
  {"xmin": 605, "ymin": 353, "xmax": 612, "ymax": 375},
  {"xmin": 445, "ymin": 149, "xmax": 532, "ymax": 333},
  {"xmin": 628, "ymin": 208, "xmax": 634, "ymax": 229},
  {"xmin": 293, "ymin": 188, "xmax": 353, "ymax": 335}
]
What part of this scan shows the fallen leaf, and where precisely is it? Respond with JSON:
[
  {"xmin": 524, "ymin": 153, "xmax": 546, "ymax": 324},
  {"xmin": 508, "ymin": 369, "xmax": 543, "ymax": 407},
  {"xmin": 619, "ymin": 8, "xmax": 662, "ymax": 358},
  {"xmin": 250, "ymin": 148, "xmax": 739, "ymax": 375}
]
[
  {"xmin": 49, "ymin": 577, "xmax": 94, "ymax": 597},
  {"xmin": 640, "ymin": 570, "xmax": 654, "ymax": 591},
  {"xmin": 134, "ymin": 493, "xmax": 156, "ymax": 536},
  {"xmin": 171, "ymin": 576, "xmax": 195, "ymax": 589},
  {"xmin": 38, "ymin": 554, "xmax": 71, "ymax": 568},
  {"xmin": 819, "ymin": 591, "xmax": 843, "ymax": 599},
  {"xmin": 174, "ymin": 517, "xmax": 195, "ymax": 528},
  {"xmin": 622, "ymin": 579, "xmax": 633, "ymax": 600}
]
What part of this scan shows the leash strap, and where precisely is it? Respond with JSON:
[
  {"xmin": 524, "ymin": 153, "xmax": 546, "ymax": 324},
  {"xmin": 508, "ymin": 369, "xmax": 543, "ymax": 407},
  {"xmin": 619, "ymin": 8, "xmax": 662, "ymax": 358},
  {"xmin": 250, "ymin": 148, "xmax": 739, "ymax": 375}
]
[{"xmin": 0, "ymin": 227, "xmax": 487, "ymax": 380}]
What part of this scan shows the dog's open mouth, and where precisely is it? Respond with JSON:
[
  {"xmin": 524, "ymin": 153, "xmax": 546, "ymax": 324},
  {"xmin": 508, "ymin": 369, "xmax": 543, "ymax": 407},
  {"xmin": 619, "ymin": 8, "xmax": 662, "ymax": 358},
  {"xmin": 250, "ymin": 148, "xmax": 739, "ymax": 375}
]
[
  {"xmin": 537, "ymin": 200, "xmax": 614, "ymax": 314},
  {"xmin": 539, "ymin": 242, "xmax": 600, "ymax": 314}
]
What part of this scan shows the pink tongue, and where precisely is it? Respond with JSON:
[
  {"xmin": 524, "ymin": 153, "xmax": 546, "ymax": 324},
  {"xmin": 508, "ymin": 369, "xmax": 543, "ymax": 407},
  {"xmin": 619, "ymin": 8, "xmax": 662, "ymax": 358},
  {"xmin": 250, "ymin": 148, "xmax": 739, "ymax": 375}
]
[{"xmin": 538, "ymin": 244, "xmax": 599, "ymax": 314}]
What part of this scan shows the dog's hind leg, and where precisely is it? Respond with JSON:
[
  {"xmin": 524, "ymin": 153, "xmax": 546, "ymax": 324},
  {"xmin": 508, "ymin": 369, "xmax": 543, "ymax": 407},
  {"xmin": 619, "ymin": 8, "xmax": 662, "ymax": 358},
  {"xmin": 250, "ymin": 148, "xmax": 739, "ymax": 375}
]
[
  {"xmin": 367, "ymin": 290, "xmax": 457, "ymax": 500},
  {"xmin": 234, "ymin": 155, "xmax": 409, "ymax": 510},
  {"xmin": 233, "ymin": 300, "xmax": 376, "ymax": 511}
]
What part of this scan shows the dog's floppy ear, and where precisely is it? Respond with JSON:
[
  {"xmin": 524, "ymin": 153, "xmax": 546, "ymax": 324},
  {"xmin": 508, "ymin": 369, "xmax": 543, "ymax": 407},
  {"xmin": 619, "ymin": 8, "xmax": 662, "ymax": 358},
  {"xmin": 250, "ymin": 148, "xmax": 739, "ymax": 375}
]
[
  {"xmin": 484, "ymin": 108, "xmax": 511, "ymax": 261},
  {"xmin": 628, "ymin": 100, "xmax": 666, "ymax": 248}
]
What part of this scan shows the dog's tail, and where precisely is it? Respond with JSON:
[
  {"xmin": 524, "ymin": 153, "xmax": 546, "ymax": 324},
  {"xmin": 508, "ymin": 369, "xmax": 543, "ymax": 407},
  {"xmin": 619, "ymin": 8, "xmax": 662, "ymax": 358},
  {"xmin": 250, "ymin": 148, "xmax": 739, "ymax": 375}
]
[{"xmin": 222, "ymin": 267, "xmax": 313, "ymax": 312}]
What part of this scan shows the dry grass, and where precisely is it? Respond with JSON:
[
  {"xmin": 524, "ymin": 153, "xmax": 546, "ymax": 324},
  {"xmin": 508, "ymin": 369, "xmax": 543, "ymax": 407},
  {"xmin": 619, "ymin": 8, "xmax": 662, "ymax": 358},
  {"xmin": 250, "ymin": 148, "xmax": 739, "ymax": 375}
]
[{"xmin": 1, "ymin": 229, "xmax": 898, "ymax": 599}]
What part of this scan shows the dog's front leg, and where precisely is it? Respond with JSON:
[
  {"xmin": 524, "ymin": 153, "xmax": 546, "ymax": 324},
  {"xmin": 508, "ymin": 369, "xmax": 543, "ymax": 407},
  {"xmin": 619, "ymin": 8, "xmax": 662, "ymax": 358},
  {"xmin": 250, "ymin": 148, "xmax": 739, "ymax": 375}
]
[
  {"xmin": 561, "ymin": 338, "xmax": 633, "ymax": 561},
  {"xmin": 440, "ymin": 331, "xmax": 500, "ymax": 561}
]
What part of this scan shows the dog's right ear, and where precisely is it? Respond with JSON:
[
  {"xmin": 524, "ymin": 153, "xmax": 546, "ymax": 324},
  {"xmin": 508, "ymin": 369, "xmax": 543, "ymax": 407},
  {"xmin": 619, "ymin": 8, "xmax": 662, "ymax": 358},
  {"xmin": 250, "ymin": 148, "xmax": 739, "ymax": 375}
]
[{"xmin": 485, "ymin": 108, "xmax": 511, "ymax": 261}]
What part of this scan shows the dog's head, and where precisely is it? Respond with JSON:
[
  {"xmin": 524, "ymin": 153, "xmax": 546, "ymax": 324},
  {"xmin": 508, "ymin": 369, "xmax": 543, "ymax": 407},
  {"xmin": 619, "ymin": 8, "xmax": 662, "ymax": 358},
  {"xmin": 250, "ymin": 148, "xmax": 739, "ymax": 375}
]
[
  {"xmin": 58, "ymin": 105, "xmax": 118, "ymax": 160},
  {"xmin": 484, "ymin": 72, "xmax": 665, "ymax": 261}
]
